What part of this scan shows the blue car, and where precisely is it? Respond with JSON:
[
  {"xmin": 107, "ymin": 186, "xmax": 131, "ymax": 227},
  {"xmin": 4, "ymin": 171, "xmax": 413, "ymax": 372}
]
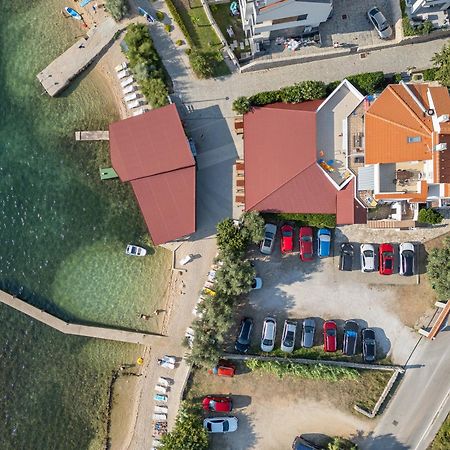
[{"xmin": 317, "ymin": 228, "xmax": 331, "ymax": 257}]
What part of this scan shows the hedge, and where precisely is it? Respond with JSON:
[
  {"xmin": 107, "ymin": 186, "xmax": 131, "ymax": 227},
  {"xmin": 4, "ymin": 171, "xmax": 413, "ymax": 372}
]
[
  {"xmin": 418, "ymin": 208, "xmax": 444, "ymax": 225},
  {"xmin": 262, "ymin": 213, "xmax": 336, "ymax": 228},
  {"xmin": 165, "ymin": 0, "xmax": 194, "ymax": 48}
]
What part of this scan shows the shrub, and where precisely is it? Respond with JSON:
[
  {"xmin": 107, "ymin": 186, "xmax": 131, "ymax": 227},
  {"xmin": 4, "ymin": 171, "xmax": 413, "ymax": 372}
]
[
  {"xmin": 155, "ymin": 10, "xmax": 164, "ymax": 21},
  {"xmin": 278, "ymin": 80, "xmax": 326, "ymax": 103},
  {"xmin": 105, "ymin": 0, "xmax": 129, "ymax": 20},
  {"xmin": 165, "ymin": 0, "xmax": 194, "ymax": 48},
  {"xmin": 263, "ymin": 212, "xmax": 336, "ymax": 228},
  {"xmin": 346, "ymin": 72, "xmax": 386, "ymax": 95},
  {"xmin": 189, "ymin": 50, "xmax": 215, "ymax": 79},
  {"xmin": 403, "ymin": 17, "xmax": 434, "ymax": 36},
  {"xmin": 248, "ymin": 90, "xmax": 281, "ymax": 106},
  {"xmin": 426, "ymin": 237, "xmax": 450, "ymax": 300},
  {"xmin": 141, "ymin": 78, "xmax": 169, "ymax": 108},
  {"xmin": 241, "ymin": 211, "xmax": 265, "ymax": 244},
  {"xmin": 164, "ymin": 24, "xmax": 172, "ymax": 33},
  {"xmin": 232, "ymin": 96, "xmax": 251, "ymax": 114},
  {"xmin": 431, "ymin": 43, "xmax": 450, "ymax": 87},
  {"xmin": 185, "ymin": 48, "xmax": 192, "ymax": 55},
  {"xmin": 423, "ymin": 67, "xmax": 437, "ymax": 81},
  {"xmin": 245, "ymin": 359, "xmax": 360, "ymax": 381},
  {"xmin": 176, "ymin": 39, "xmax": 184, "ymax": 46},
  {"xmin": 418, "ymin": 208, "xmax": 443, "ymax": 224}
]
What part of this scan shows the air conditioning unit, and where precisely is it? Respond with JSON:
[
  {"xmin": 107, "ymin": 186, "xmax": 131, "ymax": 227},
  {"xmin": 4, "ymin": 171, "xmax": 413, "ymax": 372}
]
[
  {"xmin": 434, "ymin": 143, "xmax": 448, "ymax": 151},
  {"xmin": 438, "ymin": 114, "xmax": 450, "ymax": 123}
]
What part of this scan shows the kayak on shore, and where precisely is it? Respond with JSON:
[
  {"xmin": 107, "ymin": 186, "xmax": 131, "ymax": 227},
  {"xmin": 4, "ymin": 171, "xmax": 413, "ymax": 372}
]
[{"xmin": 64, "ymin": 7, "xmax": 82, "ymax": 20}]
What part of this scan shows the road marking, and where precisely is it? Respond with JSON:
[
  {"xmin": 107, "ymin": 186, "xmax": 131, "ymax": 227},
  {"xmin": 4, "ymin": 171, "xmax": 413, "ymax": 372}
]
[{"xmin": 413, "ymin": 387, "xmax": 450, "ymax": 450}]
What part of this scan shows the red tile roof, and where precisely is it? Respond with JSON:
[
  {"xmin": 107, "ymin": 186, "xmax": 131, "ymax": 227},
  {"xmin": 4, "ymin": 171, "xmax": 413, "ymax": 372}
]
[
  {"xmin": 336, "ymin": 179, "xmax": 367, "ymax": 225},
  {"xmin": 243, "ymin": 102, "xmax": 361, "ymax": 223},
  {"xmin": 109, "ymin": 105, "xmax": 196, "ymax": 245}
]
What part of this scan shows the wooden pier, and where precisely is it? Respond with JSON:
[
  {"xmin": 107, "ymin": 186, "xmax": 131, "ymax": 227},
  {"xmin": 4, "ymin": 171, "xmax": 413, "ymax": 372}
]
[
  {"xmin": 0, "ymin": 290, "xmax": 164, "ymax": 347},
  {"xmin": 37, "ymin": 18, "xmax": 122, "ymax": 97},
  {"xmin": 75, "ymin": 130, "xmax": 110, "ymax": 141}
]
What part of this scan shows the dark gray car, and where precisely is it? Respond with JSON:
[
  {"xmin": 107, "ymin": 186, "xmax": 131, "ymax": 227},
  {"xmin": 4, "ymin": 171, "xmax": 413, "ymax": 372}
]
[
  {"xmin": 362, "ymin": 328, "xmax": 377, "ymax": 362},
  {"xmin": 301, "ymin": 318, "xmax": 316, "ymax": 348},
  {"xmin": 339, "ymin": 243, "xmax": 354, "ymax": 271},
  {"xmin": 235, "ymin": 318, "xmax": 253, "ymax": 353},
  {"xmin": 343, "ymin": 320, "xmax": 359, "ymax": 356}
]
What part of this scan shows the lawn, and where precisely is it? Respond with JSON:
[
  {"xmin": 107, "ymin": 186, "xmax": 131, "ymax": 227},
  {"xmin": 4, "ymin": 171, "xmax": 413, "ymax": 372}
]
[
  {"xmin": 169, "ymin": 0, "xmax": 230, "ymax": 76},
  {"xmin": 431, "ymin": 413, "xmax": 450, "ymax": 450}
]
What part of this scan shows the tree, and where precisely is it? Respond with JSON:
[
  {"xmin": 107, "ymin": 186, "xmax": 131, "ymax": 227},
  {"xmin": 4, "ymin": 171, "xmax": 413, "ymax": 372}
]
[
  {"xmin": 426, "ymin": 237, "xmax": 450, "ymax": 300},
  {"xmin": 105, "ymin": 0, "xmax": 129, "ymax": 21},
  {"xmin": 241, "ymin": 211, "xmax": 265, "ymax": 244},
  {"xmin": 432, "ymin": 43, "xmax": 450, "ymax": 87},
  {"xmin": 141, "ymin": 78, "xmax": 169, "ymax": 109},
  {"xmin": 418, "ymin": 208, "xmax": 443, "ymax": 225},
  {"xmin": 216, "ymin": 218, "xmax": 247, "ymax": 257},
  {"xmin": 189, "ymin": 50, "xmax": 214, "ymax": 79},
  {"xmin": 214, "ymin": 257, "xmax": 255, "ymax": 296},
  {"xmin": 232, "ymin": 96, "xmax": 251, "ymax": 114},
  {"xmin": 161, "ymin": 402, "xmax": 209, "ymax": 450},
  {"xmin": 327, "ymin": 437, "xmax": 357, "ymax": 449}
]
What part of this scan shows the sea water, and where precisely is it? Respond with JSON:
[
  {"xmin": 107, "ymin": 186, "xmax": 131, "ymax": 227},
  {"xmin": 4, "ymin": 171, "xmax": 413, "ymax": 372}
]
[{"xmin": 0, "ymin": 1, "xmax": 170, "ymax": 448}]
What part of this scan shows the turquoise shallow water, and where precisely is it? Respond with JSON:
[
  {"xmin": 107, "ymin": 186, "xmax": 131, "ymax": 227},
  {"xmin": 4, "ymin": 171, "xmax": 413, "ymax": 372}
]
[{"xmin": 0, "ymin": 0, "xmax": 170, "ymax": 447}]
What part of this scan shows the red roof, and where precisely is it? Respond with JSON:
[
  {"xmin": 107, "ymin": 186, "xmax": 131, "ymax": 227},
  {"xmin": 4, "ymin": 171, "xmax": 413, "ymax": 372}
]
[
  {"xmin": 243, "ymin": 102, "xmax": 361, "ymax": 223},
  {"xmin": 109, "ymin": 105, "xmax": 196, "ymax": 245}
]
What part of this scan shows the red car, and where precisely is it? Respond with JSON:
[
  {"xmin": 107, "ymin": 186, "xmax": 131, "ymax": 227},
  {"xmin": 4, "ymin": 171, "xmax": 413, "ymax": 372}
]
[
  {"xmin": 379, "ymin": 243, "xmax": 395, "ymax": 275},
  {"xmin": 281, "ymin": 224, "xmax": 294, "ymax": 253},
  {"xmin": 323, "ymin": 320, "xmax": 337, "ymax": 352},
  {"xmin": 299, "ymin": 227, "xmax": 314, "ymax": 261},
  {"xmin": 210, "ymin": 360, "xmax": 236, "ymax": 377},
  {"xmin": 202, "ymin": 396, "xmax": 233, "ymax": 412}
]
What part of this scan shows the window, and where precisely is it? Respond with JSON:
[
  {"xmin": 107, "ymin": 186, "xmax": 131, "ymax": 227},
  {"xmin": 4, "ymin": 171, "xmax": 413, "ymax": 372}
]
[
  {"xmin": 297, "ymin": 14, "xmax": 308, "ymax": 20},
  {"xmin": 272, "ymin": 14, "xmax": 308, "ymax": 24},
  {"xmin": 407, "ymin": 136, "xmax": 422, "ymax": 143}
]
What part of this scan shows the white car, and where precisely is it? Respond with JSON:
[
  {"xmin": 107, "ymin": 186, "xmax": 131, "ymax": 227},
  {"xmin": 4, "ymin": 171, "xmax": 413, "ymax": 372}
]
[
  {"xmin": 281, "ymin": 320, "xmax": 297, "ymax": 353},
  {"xmin": 126, "ymin": 244, "xmax": 147, "ymax": 256},
  {"xmin": 260, "ymin": 223, "xmax": 277, "ymax": 255},
  {"xmin": 399, "ymin": 242, "xmax": 415, "ymax": 276},
  {"xmin": 360, "ymin": 244, "xmax": 376, "ymax": 272},
  {"xmin": 203, "ymin": 417, "xmax": 238, "ymax": 433},
  {"xmin": 367, "ymin": 6, "xmax": 393, "ymax": 39},
  {"xmin": 261, "ymin": 317, "xmax": 277, "ymax": 352}
]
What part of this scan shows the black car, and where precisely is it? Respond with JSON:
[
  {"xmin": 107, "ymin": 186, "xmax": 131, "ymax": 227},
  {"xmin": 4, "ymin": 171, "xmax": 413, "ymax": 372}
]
[
  {"xmin": 362, "ymin": 328, "xmax": 377, "ymax": 362},
  {"xmin": 292, "ymin": 435, "xmax": 323, "ymax": 450},
  {"xmin": 235, "ymin": 318, "xmax": 253, "ymax": 353},
  {"xmin": 339, "ymin": 243, "xmax": 354, "ymax": 271},
  {"xmin": 343, "ymin": 320, "xmax": 359, "ymax": 356}
]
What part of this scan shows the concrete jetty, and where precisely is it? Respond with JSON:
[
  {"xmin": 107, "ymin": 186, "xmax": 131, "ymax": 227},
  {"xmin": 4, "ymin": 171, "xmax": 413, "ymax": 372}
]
[
  {"xmin": 0, "ymin": 290, "xmax": 164, "ymax": 347},
  {"xmin": 37, "ymin": 18, "xmax": 122, "ymax": 97},
  {"xmin": 75, "ymin": 131, "xmax": 110, "ymax": 141}
]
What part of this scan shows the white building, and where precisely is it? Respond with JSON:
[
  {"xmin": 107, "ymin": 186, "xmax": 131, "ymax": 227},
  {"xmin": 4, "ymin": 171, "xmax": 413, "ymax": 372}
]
[
  {"xmin": 406, "ymin": 0, "xmax": 450, "ymax": 27},
  {"xmin": 238, "ymin": 0, "xmax": 333, "ymax": 51}
]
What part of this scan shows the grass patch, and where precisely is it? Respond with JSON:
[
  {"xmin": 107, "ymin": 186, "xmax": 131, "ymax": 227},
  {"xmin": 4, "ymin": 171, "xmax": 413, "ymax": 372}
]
[
  {"xmin": 262, "ymin": 212, "xmax": 336, "ymax": 228},
  {"xmin": 431, "ymin": 413, "xmax": 450, "ymax": 450}
]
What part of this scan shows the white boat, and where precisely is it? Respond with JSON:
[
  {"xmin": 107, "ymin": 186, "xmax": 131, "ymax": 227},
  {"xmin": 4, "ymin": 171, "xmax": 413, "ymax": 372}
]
[
  {"xmin": 133, "ymin": 107, "xmax": 148, "ymax": 116},
  {"xmin": 152, "ymin": 413, "xmax": 167, "ymax": 421},
  {"xmin": 157, "ymin": 377, "xmax": 171, "ymax": 387},
  {"xmin": 155, "ymin": 385, "xmax": 168, "ymax": 394},
  {"xmin": 117, "ymin": 69, "xmax": 130, "ymax": 80},
  {"xmin": 122, "ymin": 85, "xmax": 135, "ymax": 95},
  {"xmin": 125, "ymin": 245, "xmax": 147, "ymax": 256},
  {"xmin": 127, "ymin": 99, "xmax": 142, "ymax": 109},
  {"xmin": 120, "ymin": 76, "xmax": 134, "ymax": 88},
  {"xmin": 115, "ymin": 61, "xmax": 128, "ymax": 72},
  {"xmin": 124, "ymin": 92, "xmax": 138, "ymax": 102},
  {"xmin": 154, "ymin": 405, "xmax": 168, "ymax": 413}
]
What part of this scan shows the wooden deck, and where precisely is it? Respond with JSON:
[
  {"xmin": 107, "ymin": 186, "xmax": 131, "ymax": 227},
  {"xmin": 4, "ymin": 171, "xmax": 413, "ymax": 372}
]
[
  {"xmin": 75, "ymin": 131, "xmax": 110, "ymax": 141},
  {"xmin": 37, "ymin": 18, "xmax": 122, "ymax": 97},
  {"xmin": 367, "ymin": 219, "xmax": 417, "ymax": 229},
  {"xmin": 0, "ymin": 290, "xmax": 164, "ymax": 347}
]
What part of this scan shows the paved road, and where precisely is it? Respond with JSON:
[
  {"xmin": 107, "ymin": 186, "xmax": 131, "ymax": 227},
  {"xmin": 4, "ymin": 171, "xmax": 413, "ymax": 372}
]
[{"xmin": 359, "ymin": 331, "xmax": 450, "ymax": 450}]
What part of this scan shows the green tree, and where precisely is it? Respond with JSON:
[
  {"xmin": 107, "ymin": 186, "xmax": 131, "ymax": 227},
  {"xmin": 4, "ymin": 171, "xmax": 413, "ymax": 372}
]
[
  {"xmin": 241, "ymin": 211, "xmax": 265, "ymax": 244},
  {"xmin": 426, "ymin": 237, "xmax": 450, "ymax": 300},
  {"xmin": 189, "ymin": 50, "xmax": 214, "ymax": 79},
  {"xmin": 141, "ymin": 78, "xmax": 169, "ymax": 108},
  {"xmin": 232, "ymin": 96, "xmax": 251, "ymax": 114},
  {"xmin": 215, "ymin": 258, "xmax": 255, "ymax": 296},
  {"xmin": 105, "ymin": 0, "xmax": 129, "ymax": 20},
  {"xmin": 418, "ymin": 208, "xmax": 443, "ymax": 225},
  {"xmin": 432, "ymin": 43, "xmax": 450, "ymax": 87},
  {"xmin": 327, "ymin": 436, "xmax": 358, "ymax": 450},
  {"xmin": 216, "ymin": 218, "xmax": 247, "ymax": 257},
  {"xmin": 161, "ymin": 402, "xmax": 209, "ymax": 450}
]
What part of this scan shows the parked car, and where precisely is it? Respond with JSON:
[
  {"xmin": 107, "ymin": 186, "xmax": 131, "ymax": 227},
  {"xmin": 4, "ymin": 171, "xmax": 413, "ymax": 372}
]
[
  {"xmin": 343, "ymin": 320, "xmax": 359, "ymax": 356},
  {"xmin": 323, "ymin": 320, "xmax": 337, "ymax": 352},
  {"xmin": 362, "ymin": 328, "xmax": 377, "ymax": 363},
  {"xmin": 360, "ymin": 243, "xmax": 376, "ymax": 272},
  {"xmin": 126, "ymin": 244, "xmax": 147, "ymax": 256},
  {"xmin": 299, "ymin": 227, "xmax": 314, "ymax": 261},
  {"xmin": 317, "ymin": 228, "xmax": 331, "ymax": 257},
  {"xmin": 367, "ymin": 6, "xmax": 393, "ymax": 39},
  {"xmin": 281, "ymin": 223, "xmax": 294, "ymax": 253},
  {"xmin": 339, "ymin": 243, "xmax": 354, "ymax": 271},
  {"xmin": 292, "ymin": 435, "xmax": 323, "ymax": 450},
  {"xmin": 203, "ymin": 417, "xmax": 238, "ymax": 433},
  {"xmin": 202, "ymin": 396, "xmax": 233, "ymax": 412},
  {"xmin": 261, "ymin": 317, "xmax": 277, "ymax": 352},
  {"xmin": 260, "ymin": 223, "xmax": 277, "ymax": 254},
  {"xmin": 379, "ymin": 243, "xmax": 395, "ymax": 275},
  {"xmin": 399, "ymin": 242, "xmax": 415, "ymax": 276},
  {"xmin": 235, "ymin": 317, "xmax": 253, "ymax": 353},
  {"xmin": 252, "ymin": 277, "xmax": 263, "ymax": 289},
  {"xmin": 211, "ymin": 360, "xmax": 235, "ymax": 377},
  {"xmin": 281, "ymin": 320, "xmax": 297, "ymax": 353},
  {"xmin": 301, "ymin": 318, "xmax": 316, "ymax": 348}
]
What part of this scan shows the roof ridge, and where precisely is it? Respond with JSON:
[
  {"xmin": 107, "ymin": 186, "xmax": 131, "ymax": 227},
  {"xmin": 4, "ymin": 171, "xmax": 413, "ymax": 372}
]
[
  {"xmin": 389, "ymin": 85, "xmax": 433, "ymax": 134},
  {"xmin": 366, "ymin": 110, "xmax": 431, "ymax": 138},
  {"xmin": 128, "ymin": 162, "xmax": 195, "ymax": 182}
]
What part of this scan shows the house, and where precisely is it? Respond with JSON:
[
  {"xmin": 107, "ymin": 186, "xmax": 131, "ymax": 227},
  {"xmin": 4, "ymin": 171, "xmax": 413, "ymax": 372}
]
[
  {"xmin": 238, "ymin": 0, "xmax": 332, "ymax": 51},
  {"xmin": 109, "ymin": 104, "xmax": 196, "ymax": 245},
  {"xmin": 357, "ymin": 82, "xmax": 450, "ymax": 222},
  {"xmin": 239, "ymin": 80, "xmax": 367, "ymax": 224},
  {"xmin": 406, "ymin": 0, "xmax": 450, "ymax": 27}
]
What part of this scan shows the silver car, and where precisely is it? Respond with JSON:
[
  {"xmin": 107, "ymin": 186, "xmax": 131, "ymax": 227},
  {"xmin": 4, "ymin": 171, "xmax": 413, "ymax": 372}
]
[
  {"xmin": 260, "ymin": 223, "xmax": 277, "ymax": 255},
  {"xmin": 261, "ymin": 317, "xmax": 277, "ymax": 352},
  {"xmin": 368, "ymin": 7, "xmax": 393, "ymax": 39},
  {"xmin": 360, "ymin": 243, "xmax": 376, "ymax": 272},
  {"xmin": 281, "ymin": 320, "xmax": 297, "ymax": 353},
  {"xmin": 301, "ymin": 318, "xmax": 315, "ymax": 348}
]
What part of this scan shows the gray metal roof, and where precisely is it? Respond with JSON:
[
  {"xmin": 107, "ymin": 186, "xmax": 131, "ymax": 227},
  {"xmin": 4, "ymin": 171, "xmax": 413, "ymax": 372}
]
[{"xmin": 357, "ymin": 165, "xmax": 375, "ymax": 190}]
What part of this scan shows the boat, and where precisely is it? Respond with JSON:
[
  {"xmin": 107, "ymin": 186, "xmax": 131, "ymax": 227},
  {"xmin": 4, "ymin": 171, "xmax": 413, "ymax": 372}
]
[
  {"xmin": 116, "ymin": 69, "xmax": 130, "ymax": 80},
  {"xmin": 64, "ymin": 7, "xmax": 82, "ymax": 20},
  {"xmin": 137, "ymin": 6, "xmax": 155, "ymax": 23},
  {"xmin": 126, "ymin": 244, "xmax": 147, "ymax": 256},
  {"xmin": 127, "ymin": 99, "xmax": 142, "ymax": 110},
  {"xmin": 122, "ymin": 85, "xmax": 135, "ymax": 95},
  {"xmin": 120, "ymin": 76, "xmax": 134, "ymax": 88},
  {"xmin": 115, "ymin": 62, "xmax": 128, "ymax": 72},
  {"xmin": 124, "ymin": 92, "xmax": 138, "ymax": 103}
]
